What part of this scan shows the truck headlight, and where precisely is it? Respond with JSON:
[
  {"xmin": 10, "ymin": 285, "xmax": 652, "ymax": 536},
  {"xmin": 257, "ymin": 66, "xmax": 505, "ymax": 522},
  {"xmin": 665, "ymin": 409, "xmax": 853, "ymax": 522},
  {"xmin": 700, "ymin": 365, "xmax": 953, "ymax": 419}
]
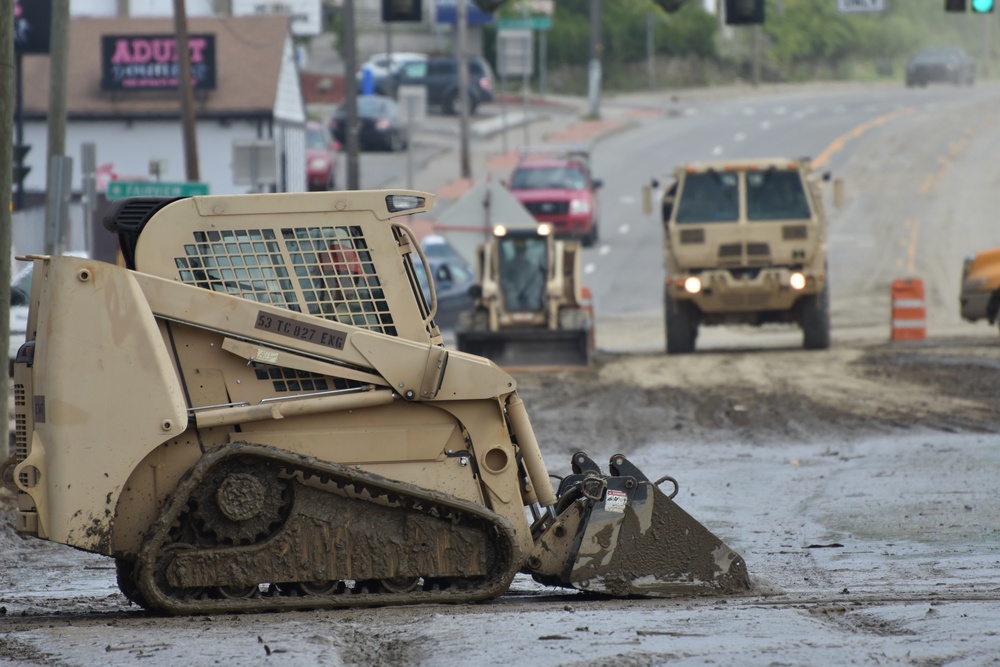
[
  {"xmin": 684, "ymin": 276, "xmax": 702, "ymax": 294},
  {"xmin": 569, "ymin": 198, "xmax": 591, "ymax": 214},
  {"xmin": 789, "ymin": 272, "xmax": 807, "ymax": 290},
  {"xmin": 309, "ymin": 158, "xmax": 329, "ymax": 171}
]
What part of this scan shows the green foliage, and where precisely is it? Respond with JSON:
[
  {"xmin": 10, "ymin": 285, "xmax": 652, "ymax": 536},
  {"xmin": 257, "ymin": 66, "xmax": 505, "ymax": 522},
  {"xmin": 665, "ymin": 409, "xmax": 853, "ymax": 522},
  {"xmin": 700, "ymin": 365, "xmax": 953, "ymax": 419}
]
[
  {"xmin": 483, "ymin": 0, "xmax": 998, "ymax": 91},
  {"xmin": 765, "ymin": 0, "xmax": 858, "ymax": 65}
]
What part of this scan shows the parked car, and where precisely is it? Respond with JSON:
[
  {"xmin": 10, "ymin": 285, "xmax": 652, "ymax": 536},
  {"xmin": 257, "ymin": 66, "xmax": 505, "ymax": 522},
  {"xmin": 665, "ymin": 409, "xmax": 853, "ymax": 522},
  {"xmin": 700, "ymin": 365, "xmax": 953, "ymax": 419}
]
[
  {"xmin": 383, "ymin": 55, "xmax": 495, "ymax": 115},
  {"xmin": 905, "ymin": 46, "xmax": 975, "ymax": 87},
  {"xmin": 361, "ymin": 51, "xmax": 427, "ymax": 78},
  {"xmin": 329, "ymin": 95, "xmax": 408, "ymax": 152},
  {"xmin": 305, "ymin": 121, "xmax": 338, "ymax": 191},
  {"xmin": 413, "ymin": 255, "xmax": 477, "ymax": 330},
  {"xmin": 8, "ymin": 261, "xmax": 32, "ymax": 375},
  {"xmin": 959, "ymin": 245, "xmax": 1000, "ymax": 331},
  {"xmin": 356, "ymin": 52, "xmax": 427, "ymax": 96},
  {"xmin": 506, "ymin": 146, "xmax": 603, "ymax": 247}
]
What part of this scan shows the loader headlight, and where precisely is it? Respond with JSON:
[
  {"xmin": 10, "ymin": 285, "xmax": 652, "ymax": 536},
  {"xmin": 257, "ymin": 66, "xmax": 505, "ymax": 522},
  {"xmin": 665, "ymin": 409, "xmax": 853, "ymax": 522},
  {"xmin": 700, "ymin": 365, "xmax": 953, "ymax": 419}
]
[
  {"xmin": 537, "ymin": 223, "xmax": 552, "ymax": 236},
  {"xmin": 493, "ymin": 224, "xmax": 507, "ymax": 237},
  {"xmin": 385, "ymin": 195, "xmax": 425, "ymax": 212},
  {"xmin": 789, "ymin": 272, "xmax": 807, "ymax": 290},
  {"xmin": 683, "ymin": 276, "xmax": 702, "ymax": 294}
]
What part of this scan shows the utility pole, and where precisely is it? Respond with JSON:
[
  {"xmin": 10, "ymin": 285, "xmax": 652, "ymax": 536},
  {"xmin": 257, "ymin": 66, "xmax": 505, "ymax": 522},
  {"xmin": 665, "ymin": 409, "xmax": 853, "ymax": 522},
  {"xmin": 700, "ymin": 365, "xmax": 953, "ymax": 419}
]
[
  {"xmin": 344, "ymin": 0, "xmax": 360, "ymax": 189},
  {"xmin": 44, "ymin": 0, "xmax": 70, "ymax": 255},
  {"xmin": 457, "ymin": 0, "xmax": 471, "ymax": 180},
  {"xmin": 587, "ymin": 0, "xmax": 601, "ymax": 118},
  {"xmin": 2, "ymin": 0, "xmax": 15, "ymax": 459},
  {"xmin": 173, "ymin": 0, "xmax": 200, "ymax": 182}
]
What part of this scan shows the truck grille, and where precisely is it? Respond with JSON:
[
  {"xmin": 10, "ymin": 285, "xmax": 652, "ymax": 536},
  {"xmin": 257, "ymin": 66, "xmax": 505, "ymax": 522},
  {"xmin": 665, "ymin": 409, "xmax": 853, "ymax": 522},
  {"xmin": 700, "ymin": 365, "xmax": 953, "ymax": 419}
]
[
  {"xmin": 720, "ymin": 293, "xmax": 773, "ymax": 309},
  {"xmin": 679, "ymin": 229, "xmax": 705, "ymax": 244},
  {"xmin": 718, "ymin": 243, "xmax": 742, "ymax": 258},
  {"xmin": 782, "ymin": 225, "xmax": 808, "ymax": 240},
  {"xmin": 717, "ymin": 242, "xmax": 772, "ymax": 266},
  {"xmin": 523, "ymin": 201, "xmax": 569, "ymax": 216}
]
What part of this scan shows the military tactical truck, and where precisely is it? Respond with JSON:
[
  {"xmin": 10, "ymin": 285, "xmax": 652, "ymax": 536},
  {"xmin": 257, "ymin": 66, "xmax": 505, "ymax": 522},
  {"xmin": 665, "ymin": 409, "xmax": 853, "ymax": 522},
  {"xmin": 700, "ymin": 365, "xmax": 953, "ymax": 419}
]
[
  {"xmin": 647, "ymin": 158, "xmax": 832, "ymax": 354},
  {"xmin": 5, "ymin": 191, "xmax": 748, "ymax": 614}
]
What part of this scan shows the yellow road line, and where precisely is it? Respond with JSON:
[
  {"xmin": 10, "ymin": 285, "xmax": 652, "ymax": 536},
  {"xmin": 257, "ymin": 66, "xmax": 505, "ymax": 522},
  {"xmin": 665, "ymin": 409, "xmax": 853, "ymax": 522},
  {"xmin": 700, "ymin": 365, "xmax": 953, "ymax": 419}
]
[{"xmin": 813, "ymin": 108, "xmax": 916, "ymax": 169}]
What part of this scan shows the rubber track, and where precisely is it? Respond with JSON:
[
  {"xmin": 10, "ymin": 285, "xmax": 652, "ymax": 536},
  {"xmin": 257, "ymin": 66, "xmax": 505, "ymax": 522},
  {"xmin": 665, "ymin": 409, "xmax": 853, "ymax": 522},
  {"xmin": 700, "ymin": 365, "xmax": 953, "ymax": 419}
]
[{"xmin": 134, "ymin": 442, "xmax": 522, "ymax": 614}]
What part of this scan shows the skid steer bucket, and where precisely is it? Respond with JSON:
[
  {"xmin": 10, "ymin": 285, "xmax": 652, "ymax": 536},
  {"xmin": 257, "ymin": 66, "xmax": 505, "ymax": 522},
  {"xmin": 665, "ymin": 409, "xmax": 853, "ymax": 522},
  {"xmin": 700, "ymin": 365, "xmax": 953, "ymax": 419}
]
[
  {"xmin": 455, "ymin": 328, "xmax": 590, "ymax": 368},
  {"xmin": 527, "ymin": 452, "xmax": 750, "ymax": 596}
]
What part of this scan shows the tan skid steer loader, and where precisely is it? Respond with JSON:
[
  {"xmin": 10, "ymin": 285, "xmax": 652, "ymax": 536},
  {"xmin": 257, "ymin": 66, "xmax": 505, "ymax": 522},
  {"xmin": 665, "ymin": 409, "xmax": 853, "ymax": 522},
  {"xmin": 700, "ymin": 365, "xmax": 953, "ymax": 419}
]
[
  {"xmin": 455, "ymin": 224, "xmax": 592, "ymax": 367},
  {"xmin": 5, "ymin": 191, "xmax": 749, "ymax": 614}
]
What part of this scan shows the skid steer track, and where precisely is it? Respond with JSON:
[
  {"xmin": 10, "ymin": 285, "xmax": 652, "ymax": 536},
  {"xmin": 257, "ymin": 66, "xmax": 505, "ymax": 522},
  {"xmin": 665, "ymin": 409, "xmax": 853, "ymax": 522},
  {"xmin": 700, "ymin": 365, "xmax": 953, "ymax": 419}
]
[{"xmin": 129, "ymin": 443, "xmax": 522, "ymax": 614}]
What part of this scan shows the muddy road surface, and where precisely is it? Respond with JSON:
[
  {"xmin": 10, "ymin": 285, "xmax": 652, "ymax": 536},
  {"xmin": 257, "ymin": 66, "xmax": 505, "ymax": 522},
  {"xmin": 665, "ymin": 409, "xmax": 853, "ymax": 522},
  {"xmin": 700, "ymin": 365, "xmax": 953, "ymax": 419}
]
[
  {"xmin": 5, "ymin": 82, "xmax": 1000, "ymax": 665},
  {"xmin": 3, "ymin": 331, "xmax": 1000, "ymax": 666}
]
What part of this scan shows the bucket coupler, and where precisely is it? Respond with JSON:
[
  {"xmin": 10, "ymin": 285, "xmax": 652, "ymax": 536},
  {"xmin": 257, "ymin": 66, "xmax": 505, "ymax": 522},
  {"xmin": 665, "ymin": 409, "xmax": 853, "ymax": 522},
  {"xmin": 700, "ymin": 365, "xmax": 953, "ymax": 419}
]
[{"xmin": 526, "ymin": 452, "xmax": 750, "ymax": 596}]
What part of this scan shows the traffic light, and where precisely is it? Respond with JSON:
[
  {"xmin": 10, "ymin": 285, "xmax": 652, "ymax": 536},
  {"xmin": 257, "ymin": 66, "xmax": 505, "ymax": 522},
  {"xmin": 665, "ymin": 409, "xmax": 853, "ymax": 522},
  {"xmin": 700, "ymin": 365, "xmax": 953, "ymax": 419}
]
[
  {"xmin": 381, "ymin": 0, "xmax": 421, "ymax": 22},
  {"xmin": 470, "ymin": 0, "xmax": 507, "ymax": 12},
  {"xmin": 725, "ymin": 0, "xmax": 765, "ymax": 25},
  {"xmin": 654, "ymin": 0, "xmax": 689, "ymax": 12},
  {"xmin": 945, "ymin": 0, "xmax": 967, "ymax": 10},
  {"xmin": 971, "ymin": 0, "xmax": 994, "ymax": 12}
]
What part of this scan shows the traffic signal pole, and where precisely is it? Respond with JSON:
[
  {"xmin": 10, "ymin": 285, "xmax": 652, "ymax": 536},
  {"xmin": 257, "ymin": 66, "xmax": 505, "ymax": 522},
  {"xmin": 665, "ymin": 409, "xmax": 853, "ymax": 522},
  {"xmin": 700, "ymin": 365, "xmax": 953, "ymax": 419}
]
[
  {"xmin": 1, "ymin": 0, "xmax": 12, "ymax": 461},
  {"xmin": 44, "ymin": 0, "xmax": 70, "ymax": 255}
]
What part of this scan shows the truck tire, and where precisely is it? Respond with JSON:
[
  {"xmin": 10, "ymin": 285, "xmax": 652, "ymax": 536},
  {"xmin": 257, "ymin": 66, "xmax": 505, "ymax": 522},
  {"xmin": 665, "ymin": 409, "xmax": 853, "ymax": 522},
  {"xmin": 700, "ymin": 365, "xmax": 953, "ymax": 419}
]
[
  {"xmin": 583, "ymin": 221, "xmax": 599, "ymax": 248},
  {"xmin": 801, "ymin": 284, "xmax": 831, "ymax": 350},
  {"xmin": 665, "ymin": 291, "xmax": 697, "ymax": 355}
]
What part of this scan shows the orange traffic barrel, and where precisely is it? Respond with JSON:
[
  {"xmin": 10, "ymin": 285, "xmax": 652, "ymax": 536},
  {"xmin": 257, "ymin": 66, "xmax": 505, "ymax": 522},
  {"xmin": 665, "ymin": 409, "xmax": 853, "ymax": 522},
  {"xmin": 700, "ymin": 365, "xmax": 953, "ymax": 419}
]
[{"xmin": 890, "ymin": 278, "xmax": 926, "ymax": 341}]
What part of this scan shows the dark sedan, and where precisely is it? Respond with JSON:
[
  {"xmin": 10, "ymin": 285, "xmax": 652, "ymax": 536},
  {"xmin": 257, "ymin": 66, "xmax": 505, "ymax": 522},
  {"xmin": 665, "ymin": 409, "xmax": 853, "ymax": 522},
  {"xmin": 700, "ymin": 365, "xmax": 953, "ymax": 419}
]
[
  {"xmin": 905, "ymin": 46, "xmax": 975, "ymax": 87},
  {"xmin": 329, "ymin": 95, "xmax": 408, "ymax": 152},
  {"xmin": 413, "ymin": 256, "xmax": 476, "ymax": 330}
]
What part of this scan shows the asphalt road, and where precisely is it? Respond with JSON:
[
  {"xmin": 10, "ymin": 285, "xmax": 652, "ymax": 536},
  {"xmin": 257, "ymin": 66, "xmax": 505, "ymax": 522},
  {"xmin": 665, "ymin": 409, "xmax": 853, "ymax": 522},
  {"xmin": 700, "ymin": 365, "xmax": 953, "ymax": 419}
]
[
  {"xmin": 4, "ymin": 81, "xmax": 1000, "ymax": 666},
  {"xmin": 581, "ymin": 82, "xmax": 1000, "ymax": 349}
]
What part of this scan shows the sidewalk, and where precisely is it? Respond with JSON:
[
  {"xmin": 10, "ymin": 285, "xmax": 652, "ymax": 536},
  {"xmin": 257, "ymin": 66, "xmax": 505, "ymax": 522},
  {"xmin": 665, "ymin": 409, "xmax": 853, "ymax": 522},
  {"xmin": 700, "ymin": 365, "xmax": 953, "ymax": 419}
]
[{"xmin": 391, "ymin": 94, "xmax": 643, "ymax": 237}]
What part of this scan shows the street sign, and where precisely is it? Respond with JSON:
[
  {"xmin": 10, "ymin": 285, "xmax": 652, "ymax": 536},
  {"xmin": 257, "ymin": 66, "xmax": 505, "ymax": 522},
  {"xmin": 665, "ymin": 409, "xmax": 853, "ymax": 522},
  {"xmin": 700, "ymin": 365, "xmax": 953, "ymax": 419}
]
[
  {"xmin": 106, "ymin": 181, "xmax": 209, "ymax": 199},
  {"xmin": 497, "ymin": 29, "xmax": 534, "ymax": 78},
  {"xmin": 497, "ymin": 16, "xmax": 552, "ymax": 30},
  {"xmin": 837, "ymin": 0, "xmax": 885, "ymax": 12}
]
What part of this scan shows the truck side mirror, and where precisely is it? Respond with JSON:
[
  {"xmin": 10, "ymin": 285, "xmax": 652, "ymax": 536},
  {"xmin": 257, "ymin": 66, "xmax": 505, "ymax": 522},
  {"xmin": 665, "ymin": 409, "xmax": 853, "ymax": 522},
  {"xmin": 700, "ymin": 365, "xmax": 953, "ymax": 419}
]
[
  {"xmin": 592, "ymin": 178, "xmax": 603, "ymax": 190},
  {"xmin": 662, "ymin": 198, "xmax": 674, "ymax": 226}
]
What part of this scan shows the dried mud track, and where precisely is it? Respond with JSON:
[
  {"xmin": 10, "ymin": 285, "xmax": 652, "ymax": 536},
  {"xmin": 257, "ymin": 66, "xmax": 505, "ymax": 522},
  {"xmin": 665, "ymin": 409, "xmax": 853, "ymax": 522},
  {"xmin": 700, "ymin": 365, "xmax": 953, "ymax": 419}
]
[{"xmin": 514, "ymin": 335, "xmax": 1000, "ymax": 459}]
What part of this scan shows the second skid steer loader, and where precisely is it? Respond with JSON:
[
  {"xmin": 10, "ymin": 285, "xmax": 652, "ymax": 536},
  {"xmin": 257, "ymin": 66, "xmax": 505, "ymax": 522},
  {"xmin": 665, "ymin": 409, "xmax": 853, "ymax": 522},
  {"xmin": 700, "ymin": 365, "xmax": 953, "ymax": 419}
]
[
  {"xmin": 455, "ymin": 223, "xmax": 593, "ymax": 367},
  {"xmin": 5, "ymin": 190, "xmax": 749, "ymax": 614}
]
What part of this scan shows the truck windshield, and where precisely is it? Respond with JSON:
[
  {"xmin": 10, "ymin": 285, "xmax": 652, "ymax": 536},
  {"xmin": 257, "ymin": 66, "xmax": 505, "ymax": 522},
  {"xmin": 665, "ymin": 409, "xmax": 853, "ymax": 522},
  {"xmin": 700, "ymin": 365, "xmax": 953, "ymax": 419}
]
[
  {"xmin": 510, "ymin": 166, "xmax": 587, "ymax": 190},
  {"xmin": 674, "ymin": 172, "xmax": 739, "ymax": 223},
  {"xmin": 746, "ymin": 170, "xmax": 812, "ymax": 221}
]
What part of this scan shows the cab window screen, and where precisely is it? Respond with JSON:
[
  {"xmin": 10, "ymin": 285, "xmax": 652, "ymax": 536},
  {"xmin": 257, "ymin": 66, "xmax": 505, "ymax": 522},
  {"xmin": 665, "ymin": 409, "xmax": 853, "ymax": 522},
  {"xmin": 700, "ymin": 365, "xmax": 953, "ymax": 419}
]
[
  {"xmin": 675, "ymin": 172, "xmax": 739, "ymax": 223},
  {"xmin": 746, "ymin": 170, "xmax": 812, "ymax": 221}
]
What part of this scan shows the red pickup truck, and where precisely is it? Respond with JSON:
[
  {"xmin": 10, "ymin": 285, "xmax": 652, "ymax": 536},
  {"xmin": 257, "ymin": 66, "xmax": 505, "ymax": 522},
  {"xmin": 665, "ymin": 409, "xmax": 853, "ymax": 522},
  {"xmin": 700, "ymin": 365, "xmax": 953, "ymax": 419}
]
[{"xmin": 507, "ymin": 147, "xmax": 602, "ymax": 247}]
